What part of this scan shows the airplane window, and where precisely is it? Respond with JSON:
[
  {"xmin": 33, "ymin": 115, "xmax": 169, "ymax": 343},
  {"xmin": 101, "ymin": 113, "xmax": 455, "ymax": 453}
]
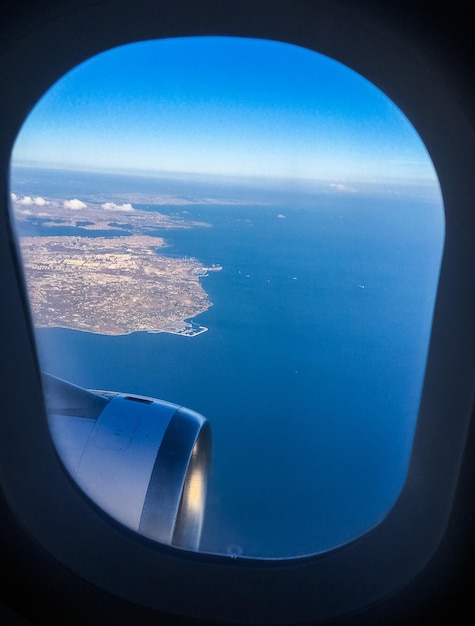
[{"xmin": 8, "ymin": 36, "xmax": 444, "ymax": 558}]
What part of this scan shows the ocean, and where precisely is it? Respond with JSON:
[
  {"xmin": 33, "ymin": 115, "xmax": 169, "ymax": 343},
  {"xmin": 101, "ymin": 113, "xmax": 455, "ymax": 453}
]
[{"xmin": 11, "ymin": 167, "xmax": 444, "ymax": 558}]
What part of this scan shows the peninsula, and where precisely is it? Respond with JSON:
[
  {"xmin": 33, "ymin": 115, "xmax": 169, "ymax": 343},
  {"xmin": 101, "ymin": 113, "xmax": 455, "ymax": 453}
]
[
  {"xmin": 19, "ymin": 234, "xmax": 222, "ymax": 336},
  {"xmin": 13, "ymin": 195, "xmax": 221, "ymax": 336}
]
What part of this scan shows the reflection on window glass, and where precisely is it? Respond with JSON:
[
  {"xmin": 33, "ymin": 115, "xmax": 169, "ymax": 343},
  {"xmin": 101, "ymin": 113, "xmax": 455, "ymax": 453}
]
[{"xmin": 9, "ymin": 36, "xmax": 444, "ymax": 558}]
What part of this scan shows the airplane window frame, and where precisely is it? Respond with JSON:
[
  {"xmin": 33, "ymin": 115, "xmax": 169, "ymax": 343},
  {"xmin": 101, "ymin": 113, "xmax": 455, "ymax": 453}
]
[{"xmin": 1, "ymin": 1, "xmax": 475, "ymax": 624}]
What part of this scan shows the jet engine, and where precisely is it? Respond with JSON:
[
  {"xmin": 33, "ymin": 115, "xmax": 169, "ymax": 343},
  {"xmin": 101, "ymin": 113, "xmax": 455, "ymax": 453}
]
[{"xmin": 43, "ymin": 373, "xmax": 211, "ymax": 551}]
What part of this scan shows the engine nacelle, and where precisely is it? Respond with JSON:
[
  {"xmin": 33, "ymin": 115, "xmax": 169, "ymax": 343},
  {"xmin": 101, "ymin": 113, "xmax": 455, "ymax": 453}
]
[{"xmin": 44, "ymin": 373, "xmax": 211, "ymax": 551}]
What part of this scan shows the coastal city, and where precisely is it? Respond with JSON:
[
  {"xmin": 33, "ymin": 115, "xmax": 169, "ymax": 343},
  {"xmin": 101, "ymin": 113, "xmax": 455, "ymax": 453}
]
[{"xmin": 13, "ymin": 195, "xmax": 221, "ymax": 335}]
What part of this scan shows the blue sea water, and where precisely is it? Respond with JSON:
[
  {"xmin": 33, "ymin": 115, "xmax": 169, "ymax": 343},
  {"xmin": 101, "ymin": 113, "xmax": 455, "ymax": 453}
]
[{"xmin": 13, "ymin": 168, "xmax": 444, "ymax": 558}]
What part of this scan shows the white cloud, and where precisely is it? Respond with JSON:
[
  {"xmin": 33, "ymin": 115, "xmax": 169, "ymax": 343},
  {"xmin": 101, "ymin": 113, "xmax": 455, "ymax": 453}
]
[
  {"xmin": 277, "ymin": 213, "xmax": 286, "ymax": 219},
  {"xmin": 14, "ymin": 199, "xmax": 54, "ymax": 218},
  {"xmin": 328, "ymin": 183, "xmax": 357, "ymax": 193},
  {"xmin": 19, "ymin": 195, "xmax": 34, "ymax": 205},
  {"xmin": 101, "ymin": 202, "xmax": 134, "ymax": 212},
  {"xmin": 64, "ymin": 199, "xmax": 87, "ymax": 210},
  {"xmin": 10, "ymin": 193, "xmax": 49, "ymax": 206}
]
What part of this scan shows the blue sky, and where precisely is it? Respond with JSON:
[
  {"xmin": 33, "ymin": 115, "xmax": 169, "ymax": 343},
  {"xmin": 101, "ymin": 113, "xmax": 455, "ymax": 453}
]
[{"xmin": 12, "ymin": 36, "xmax": 438, "ymax": 185}]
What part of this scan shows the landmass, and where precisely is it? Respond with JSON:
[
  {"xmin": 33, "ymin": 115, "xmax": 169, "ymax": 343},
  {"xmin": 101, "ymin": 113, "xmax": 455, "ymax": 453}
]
[
  {"xmin": 12, "ymin": 194, "xmax": 222, "ymax": 336},
  {"xmin": 12, "ymin": 194, "xmax": 210, "ymax": 236}
]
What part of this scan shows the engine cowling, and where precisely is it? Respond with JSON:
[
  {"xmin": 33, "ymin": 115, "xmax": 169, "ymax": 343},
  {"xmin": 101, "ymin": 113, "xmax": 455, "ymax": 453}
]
[{"xmin": 44, "ymin": 373, "xmax": 211, "ymax": 551}]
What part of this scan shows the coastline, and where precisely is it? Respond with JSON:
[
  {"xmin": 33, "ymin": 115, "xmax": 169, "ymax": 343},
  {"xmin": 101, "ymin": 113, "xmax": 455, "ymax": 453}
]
[{"xmin": 34, "ymin": 318, "xmax": 209, "ymax": 338}]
